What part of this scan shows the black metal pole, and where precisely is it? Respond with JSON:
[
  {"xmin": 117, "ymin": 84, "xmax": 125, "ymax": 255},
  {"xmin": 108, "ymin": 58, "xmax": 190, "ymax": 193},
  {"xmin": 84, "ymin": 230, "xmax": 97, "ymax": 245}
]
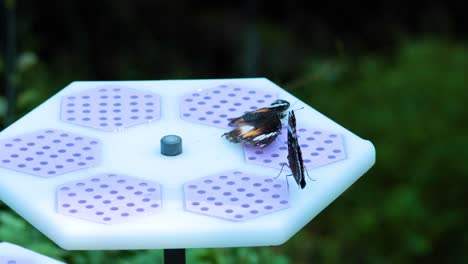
[{"xmin": 164, "ymin": 249, "xmax": 186, "ymax": 264}]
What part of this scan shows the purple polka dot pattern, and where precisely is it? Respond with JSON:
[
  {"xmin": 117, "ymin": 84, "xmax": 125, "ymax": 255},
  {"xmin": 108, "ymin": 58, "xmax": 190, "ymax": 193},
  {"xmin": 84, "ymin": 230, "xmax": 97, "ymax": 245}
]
[
  {"xmin": 244, "ymin": 128, "xmax": 346, "ymax": 170},
  {"xmin": 180, "ymin": 84, "xmax": 276, "ymax": 129},
  {"xmin": 56, "ymin": 173, "xmax": 162, "ymax": 224},
  {"xmin": 0, "ymin": 129, "xmax": 101, "ymax": 178},
  {"xmin": 183, "ymin": 170, "xmax": 289, "ymax": 222},
  {"xmin": 0, "ymin": 257, "xmax": 36, "ymax": 264},
  {"xmin": 61, "ymin": 87, "xmax": 161, "ymax": 131}
]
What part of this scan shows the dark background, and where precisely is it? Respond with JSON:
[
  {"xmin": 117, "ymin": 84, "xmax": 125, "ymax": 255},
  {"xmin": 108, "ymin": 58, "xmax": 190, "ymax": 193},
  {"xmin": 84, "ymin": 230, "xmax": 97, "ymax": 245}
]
[{"xmin": 1, "ymin": 1, "xmax": 467, "ymax": 263}]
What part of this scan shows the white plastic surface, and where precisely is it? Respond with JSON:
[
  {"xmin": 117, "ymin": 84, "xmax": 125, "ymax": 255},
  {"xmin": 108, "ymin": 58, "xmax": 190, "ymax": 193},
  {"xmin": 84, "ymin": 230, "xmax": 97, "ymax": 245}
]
[
  {"xmin": 0, "ymin": 78, "xmax": 375, "ymax": 250},
  {"xmin": 0, "ymin": 242, "xmax": 65, "ymax": 263}
]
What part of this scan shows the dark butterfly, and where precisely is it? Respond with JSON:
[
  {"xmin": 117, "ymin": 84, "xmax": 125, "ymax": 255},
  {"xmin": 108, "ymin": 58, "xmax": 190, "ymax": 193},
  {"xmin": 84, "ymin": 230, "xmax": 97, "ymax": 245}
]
[
  {"xmin": 286, "ymin": 110, "xmax": 306, "ymax": 189},
  {"xmin": 222, "ymin": 99, "xmax": 290, "ymax": 148}
]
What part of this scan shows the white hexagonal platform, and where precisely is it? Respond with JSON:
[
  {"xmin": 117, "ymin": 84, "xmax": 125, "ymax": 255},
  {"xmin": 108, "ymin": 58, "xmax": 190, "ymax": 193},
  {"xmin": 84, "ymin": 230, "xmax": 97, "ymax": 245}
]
[
  {"xmin": 0, "ymin": 78, "xmax": 375, "ymax": 250},
  {"xmin": 0, "ymin": 242, "xmax": 65, "ymax": 264}
]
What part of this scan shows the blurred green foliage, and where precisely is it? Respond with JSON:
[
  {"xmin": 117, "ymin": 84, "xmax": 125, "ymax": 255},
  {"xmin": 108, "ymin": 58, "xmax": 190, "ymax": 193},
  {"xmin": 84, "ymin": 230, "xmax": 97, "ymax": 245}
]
[
  {"xmin": 289, "ymin": 38, "xmax": 467, "ymax": 263},
  {"xmin": 1, "ymin": 38, "xmax": 466, "ymax": 263}
]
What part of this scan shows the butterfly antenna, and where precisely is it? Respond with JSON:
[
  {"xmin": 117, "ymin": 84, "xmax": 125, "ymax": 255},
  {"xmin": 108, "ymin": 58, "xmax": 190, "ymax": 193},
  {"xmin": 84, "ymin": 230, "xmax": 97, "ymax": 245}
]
[
  {"xmin": 288, "ymin": 100, "xmax": 305, "ymax": 113},
  {"xmin": 193, "ymin": 130, "xmax": 233, "ymax": 145},
  {"xmin": 290, "ymin": 100, "xmax": 299, "ymax": 108},
  {"xmin": 294, "ymin": 106, "xmax": 305, "ymax": 112},
  {"xmin": 271, "ymin": 127, "xmax": 288, "ymax": 149}
]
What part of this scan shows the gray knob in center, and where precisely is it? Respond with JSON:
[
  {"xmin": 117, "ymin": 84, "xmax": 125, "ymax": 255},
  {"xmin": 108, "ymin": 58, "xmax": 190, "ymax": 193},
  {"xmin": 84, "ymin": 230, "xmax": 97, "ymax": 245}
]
[{"xmin": 160, "ymin": 135, "xmax": 182, "ymax": 156}]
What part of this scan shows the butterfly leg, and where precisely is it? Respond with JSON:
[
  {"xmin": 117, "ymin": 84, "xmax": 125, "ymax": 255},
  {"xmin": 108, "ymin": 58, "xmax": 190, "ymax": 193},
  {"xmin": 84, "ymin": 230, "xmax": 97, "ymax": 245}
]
[
  {"xmin": 274, "ymin": 162, "xmax": 298, "ymax": 190},
  {"xmin": 305, "ymin": 167, "xmax": 316, "ymax": 181},
  {"xmin": 274, "ymin": 162, "xmax": 289, "ymax": 179}
]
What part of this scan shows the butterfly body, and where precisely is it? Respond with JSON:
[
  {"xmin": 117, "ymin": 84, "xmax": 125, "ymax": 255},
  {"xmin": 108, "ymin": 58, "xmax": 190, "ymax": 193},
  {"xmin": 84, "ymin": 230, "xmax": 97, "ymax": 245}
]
[
  {"xmin": 222, "ymin": 99, "xmax": 290, "ymax": 148},
  {"xmin": 286, "ymin": 110, "xmax": 306, "ymax": 189}
]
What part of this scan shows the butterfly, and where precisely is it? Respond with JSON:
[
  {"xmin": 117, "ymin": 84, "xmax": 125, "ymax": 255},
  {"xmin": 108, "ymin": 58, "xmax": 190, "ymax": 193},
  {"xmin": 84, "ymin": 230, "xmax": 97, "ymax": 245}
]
[
  {"xmin": 286, "ymin": 110, "xmax": 306, "ymax": 189},
  {"xmin": 222, "ymin": 99, "xmax": 290, "ymax": 148}
]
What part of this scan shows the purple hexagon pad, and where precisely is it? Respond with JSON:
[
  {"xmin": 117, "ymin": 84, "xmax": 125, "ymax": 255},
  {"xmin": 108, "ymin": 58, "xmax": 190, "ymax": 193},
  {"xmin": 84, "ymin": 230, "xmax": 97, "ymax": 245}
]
[
  {"xmin": 184, "ymin": 170, "xmax": 289, "ymax": 222},
  {"xmin": 0, "ymin": 129, "xmax": 102, "ymax": 178},
  {"xmin": 0, "ymin": 257, "xmax": 36, "ymax": 264},
  {"xmin": 56, "ymin": 173, "xmax": 162, "ymax": 224},
  {"xmin": 61, "ymin": 87, "xmax": 161, "ymax": 131},
  {"xmin": 180, "ymin": 83, "xmax": 277, "ymax": 128},
  {"xmin": 244, "ymin": 128, "xmax": 346, "ymax": 170}
]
